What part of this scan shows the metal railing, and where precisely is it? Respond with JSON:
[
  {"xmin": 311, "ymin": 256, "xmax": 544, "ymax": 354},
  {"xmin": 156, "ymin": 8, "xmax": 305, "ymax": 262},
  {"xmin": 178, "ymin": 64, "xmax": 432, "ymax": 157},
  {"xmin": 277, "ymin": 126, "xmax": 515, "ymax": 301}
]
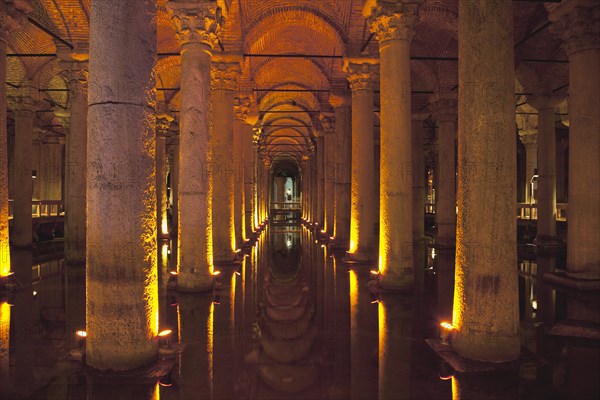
[
  {"xmin": 516, "ymin": 203, "xmax": 567, "ymax": 221},
  {"xmin": 270, "ymin": 201, "xmax": 301, "ymax": 210}
]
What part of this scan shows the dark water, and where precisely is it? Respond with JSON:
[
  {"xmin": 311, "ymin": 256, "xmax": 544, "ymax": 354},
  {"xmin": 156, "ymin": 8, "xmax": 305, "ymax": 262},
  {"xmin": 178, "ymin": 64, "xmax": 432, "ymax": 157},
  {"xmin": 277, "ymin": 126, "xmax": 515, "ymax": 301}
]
[{"xmin": 1, "ymin": 227, "xmax": 598, "ymax": 399}]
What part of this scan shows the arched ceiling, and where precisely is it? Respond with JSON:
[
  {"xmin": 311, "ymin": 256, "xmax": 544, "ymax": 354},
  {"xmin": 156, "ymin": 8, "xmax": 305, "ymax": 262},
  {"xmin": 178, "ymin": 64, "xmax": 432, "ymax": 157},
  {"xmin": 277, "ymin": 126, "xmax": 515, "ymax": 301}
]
[{"xmin": 3, "ymin": 0, "xmax": 568, "ymax": 163}]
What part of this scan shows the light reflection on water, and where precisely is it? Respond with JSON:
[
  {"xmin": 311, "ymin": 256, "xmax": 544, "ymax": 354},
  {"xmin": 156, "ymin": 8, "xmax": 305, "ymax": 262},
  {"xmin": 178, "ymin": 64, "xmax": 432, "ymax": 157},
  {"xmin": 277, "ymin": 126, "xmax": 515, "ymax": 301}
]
[{"xmin": 0, "ymin": 229, "xmax": 597, "ymax": 399}]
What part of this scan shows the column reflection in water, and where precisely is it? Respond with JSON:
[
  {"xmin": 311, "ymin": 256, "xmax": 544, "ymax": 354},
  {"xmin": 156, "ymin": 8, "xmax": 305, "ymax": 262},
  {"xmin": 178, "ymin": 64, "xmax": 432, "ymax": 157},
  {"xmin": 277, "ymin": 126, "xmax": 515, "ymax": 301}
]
[
  {"xmin": 349, "ymin": 268, "xmax": 378, "ymax": 399},
  {"xmin": 254, "ymin": 226, "xmax": 319, "ymax": 396},
  {"xmin": 64, "ymin": 262, "xmax": 86, "ymax": 351},
  {"xmin": 378, "ymin": 295, "xmax": 413, "ymax": 400},
  {"xmin": 11, "ymin": 250, "xmax": 34, "ymax": 392},
  {"xmin": 176, "ymin": 293, "xmax": 214, "ymax": 399},
  {"xmin": 0, "ymin": 300, "xmax": 10, "ymax": 398}
]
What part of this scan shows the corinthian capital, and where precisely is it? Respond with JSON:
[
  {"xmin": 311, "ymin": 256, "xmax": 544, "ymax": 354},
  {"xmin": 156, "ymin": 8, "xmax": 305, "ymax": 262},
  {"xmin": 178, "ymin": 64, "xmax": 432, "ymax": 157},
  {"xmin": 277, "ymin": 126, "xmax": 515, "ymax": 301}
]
[
  {"xmin": 211, "ymin": 56, "xmax": 241, "ymax": 91},
  {"xmin": 233, "ymin": 96, "xmax": 251, "ymax": 121},
  {"xmin": 547, "ymin": 1, "xmax": 600, "ymax": 55},
  {"xmin": 343, "ymin": 59, "xmax": 379, "ymax": 91},
  {"xmin": 166, "ymin": 0, "xmax": 224, "ymax": 48},
  {"xmin": 0, "ymin": 0, "xmax": 32, "ymax": 40},
  {"xmin": 363, "ymin": 0, "xmax": 423, "ymax": 43}
]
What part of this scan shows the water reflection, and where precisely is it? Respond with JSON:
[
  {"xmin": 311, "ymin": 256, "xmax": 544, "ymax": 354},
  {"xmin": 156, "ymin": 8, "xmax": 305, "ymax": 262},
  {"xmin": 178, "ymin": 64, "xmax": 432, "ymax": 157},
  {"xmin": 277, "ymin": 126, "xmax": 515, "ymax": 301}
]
[{"xmin": 0, "ymin": 227, "xmax": 596, "ymax": 399}]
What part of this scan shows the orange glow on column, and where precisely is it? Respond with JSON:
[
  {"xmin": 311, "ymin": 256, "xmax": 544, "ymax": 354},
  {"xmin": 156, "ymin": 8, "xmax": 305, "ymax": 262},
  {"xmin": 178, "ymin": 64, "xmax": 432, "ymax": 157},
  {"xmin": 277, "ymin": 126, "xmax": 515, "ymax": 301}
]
[
  {"xmin": 0, "ymin": 301, "xmax": 10, "ymax": 380},
  {"xmin": 378, "ymin": 300, "xmax": 386, "ymax": 370},
  {"xmin": 161, "ymin": 217, "xmax": 169, "ymax": 236},
  {"xmin": 452, "ymin": 245, "xmax": 465, "ymax": 331},
  {"xmin": 0, "ymin": 244, "xmax": 10, "ymax": 277},
  {"xmin": 349, "ymin": 270, "xmax": 358, "ymax": 330}
]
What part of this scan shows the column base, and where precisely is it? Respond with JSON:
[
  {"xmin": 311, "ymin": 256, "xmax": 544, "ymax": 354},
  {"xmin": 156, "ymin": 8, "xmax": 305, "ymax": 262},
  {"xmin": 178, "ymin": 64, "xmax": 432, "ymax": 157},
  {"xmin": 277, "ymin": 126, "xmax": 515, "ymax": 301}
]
[
  {"xmin": 213, "ymin": 250, "xmax": 238, "ymax": 265},
  {"xmin": 533, "ymin": 235, "xmax": 565, "ymax": 249},
  {"xmin": 434, "ymin": 238, "xmax": 456, "ymax": 250},
  {"xmin": 451, "ymin": 329, "xmax": 521, "ymax": 364},
  {"xmin": 176, "ymin": 271, "xmax": 215, "ymax": 293},
  {"xmin": 543, "ymin": 270, "xmax": 600, "ymax": 291},
  {"xmin": 332, "ymin": 237, "xmax": 349, "ymax": 251},
  {"xmin": 377, "ymin": 272, "xmax": 414, "ymax": 293},
  {"xmin": 344, "ymin": 250, "xmax": 376, "ymax": 264}
]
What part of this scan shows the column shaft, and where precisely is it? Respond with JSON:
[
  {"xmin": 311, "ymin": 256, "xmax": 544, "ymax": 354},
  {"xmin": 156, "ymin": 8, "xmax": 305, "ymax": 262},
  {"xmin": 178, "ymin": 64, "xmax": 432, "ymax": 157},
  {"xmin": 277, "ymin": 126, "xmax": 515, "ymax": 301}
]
[
  {"xmin": 435, "ymin": 118, "xmax": 457, "ymax": 247},
  {"xmin": 452, "ymin": 0, "xmax": 519, "ymax": 362},
  {"xmin": 11, "ymin": 107, "xmax": 34, "ymax": 248},
  {"xmin": 0, "ymin": 37, "xmax": 9, "ymax": 273},
  {"xmin": 233, "ymin": 118, "xmax": 244, "ymax": 247},
  {"xmin": 316, "ymin": 136, "xmax": 325, "ymax": 228},
  {"xmin": 332, "ymin": 100, "xmax": 351, "ymax": 249},
  {"xmin": 411, "ymin": 115, "xmax": 427, "ymax": 243},
  {"xmin": 547, "ymin": 2, "xmax": 600, "ymax": 277},
  {"xmin": 86, "ymin": 0, "xmax": 158, "ymax": 370},
  {"xmin": 243, "ymin": 124, "xmax": 254, "ymax": 239},
  {"xmin": 536, "ymin": 105, "xmax": 557, "ymax": 242},
  {"xmin": 156, "ymin": 133, "xmax": 168, "ymax": 238},
  {"xmin": 324, "ymin": 127, "xmax": 335, "ymax": 235},
  {"xmin": 345, "ymin": 61, "xmax": 377, "ymax": 261},
  {"xmin": 61, "ymin": 60, "xmax": 88, "ymax": 265},
  {"xmin": 211, "ymin": 60, "xmax": 238, "ymax": 262}
]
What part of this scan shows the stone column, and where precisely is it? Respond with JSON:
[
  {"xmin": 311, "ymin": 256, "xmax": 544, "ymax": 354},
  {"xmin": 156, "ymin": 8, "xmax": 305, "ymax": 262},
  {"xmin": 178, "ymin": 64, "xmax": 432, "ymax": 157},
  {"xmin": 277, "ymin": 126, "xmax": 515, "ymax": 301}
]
[
  {"xmin": 274, "ymin": 176, "xmax": 285, "ymax": 203},
  {"xmin": 316, "ymin": 135, "xmax": 325, "ymax": 229},
  {"xmin": 57, "ymin": 48, "xmax": 88, "ymax": 265},
  {"xmin": 0, "ymin": 0, "xmax": 31, "ymax": 276},
  {"xmin": 344, "ymin": 59, "xmax": 378, "ymax": 262},
  {"xmin": 167, "ymin": 0, "xmax": 223, "ymax": 290},
  {"xmin": 411, "ymin": 113, "xmax": 428, "ymax": 244},
  {"xmin": 156, "ymin": 110, "xmax": 173, "ymax": 238},
  {"xmin": 8, "ymin": 83, "xmax": 37, "ymax": 248},
  {"xmin": 242, "ymin": 117, "xmax": 256, "ymax": 239},
  {"xmin": 452, "ymin": 0, "xmax": 519, "ymax": 362},
  {"xmin": 321, "ymin": 113, "xmax": 336, "ymax": 235},
  {"xmin": 233, "ymin": 96, "xmax": 250, "ymax": 246},
  {"xmin": 86, "ymin": 0, "xmax": 158, "ymax": 371},
  {"xmin": 211, "ymin": 57, "xmax": 240, "ymax": 263},
  {"xmin": 366, "ymin": 1, "xmax": 420, "ymax": 288},
  {"xmin": 432, "ymin": 97, "xmax": 457, "ymax": 248},
  {"xmin": 519, "ymin": 129, "xmax": 538, "ymax": 204},
  {"xmin": 548, "ymin": 1, "xmax": 600, "ymax": 279},
  {"xmin": 330, "ymin": 93, "xmax": 352, "ymax": 249},
  {"xmin": 529, "ymin": 95, "xmax": 562, "ymax": 246},
  {"xmin": 168, "ymin": 140, "xmax": 179, "ymax": 239}
]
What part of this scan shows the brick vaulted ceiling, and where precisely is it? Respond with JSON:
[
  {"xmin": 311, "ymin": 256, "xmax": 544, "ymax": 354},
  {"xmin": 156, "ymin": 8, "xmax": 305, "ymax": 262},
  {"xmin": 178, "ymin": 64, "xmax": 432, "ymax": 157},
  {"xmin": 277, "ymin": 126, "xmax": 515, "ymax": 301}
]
[{"xmin": 4, "ymin": 0, "xmax": 568, "ymax": 162}]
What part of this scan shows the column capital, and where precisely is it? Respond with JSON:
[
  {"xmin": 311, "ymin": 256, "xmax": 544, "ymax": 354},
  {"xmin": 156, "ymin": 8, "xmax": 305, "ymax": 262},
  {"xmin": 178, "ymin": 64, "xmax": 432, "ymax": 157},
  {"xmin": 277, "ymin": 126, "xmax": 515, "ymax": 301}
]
[
  {"xmin": 328, "ymin": 91, "xmax": 351, "ymax": 108},
  {"xmin": 526, "ymin": 94, "xmax": 564, "ymax": 111},
  {"xmin": 430, "ymin": 95, "xmax": 457, "ymax": 123},
  {"xmin": 233, "ymin": 96, "xmax": 251, "ymax": 121},
  {"xmin": 519, "ymin": 129, "xmax": 538, "ymax": 147},
  {"xmin": 546, "ymin": 1, "xmax": 600, "ymax": 55},
  {"xmin": 7, "ymin": 81, "xmax": 40, "ymax": 115},
  {"xmin": 343, "ymin": 58, "xmax": 379, "ymax": 91},
  {"xmin": 411, "ymin": 111, "xmax": 430, "ymax": 121},
  {"xmin": 156, "ymin": 113, "xmax": 175, "ymax": 138},
  {"xmin": 54, "ymin": 108, "xmax": 70, "ymax": 129},
  {"xmin": 166, "ymin": 0, "xmax": 224, "ymax": 49},
  {"xmin": 320, "ymin": 112, "xmax": 335, "ymax": 134},
  {"xmin": 211, "ymin": 55, "xmax": 241, "ymax": 91},
  {"xmin": 363, "ymin": 0, "xmax": 423, "ymax": 43},
  {"xmin": 0, "ymin": 0, "xmax": 32, "ymax": 42}
]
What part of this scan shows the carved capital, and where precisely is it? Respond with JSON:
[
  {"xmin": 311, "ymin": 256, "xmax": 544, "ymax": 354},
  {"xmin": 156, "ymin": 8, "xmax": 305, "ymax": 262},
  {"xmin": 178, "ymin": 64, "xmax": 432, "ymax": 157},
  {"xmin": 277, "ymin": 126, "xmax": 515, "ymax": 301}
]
[
  {"xmin": 343, "ymin": 59, "xmax": 379, "ymax": 91},
  {"xmin": 156, "ymin": 113, "xmax": 174, "ymax": 137},
  {"xmin": 364, "ymin": 1, "xmax": 422, "ymax": 43},
  {"xmin": 167, "ymin": 0, "xmax": 224, "ymax": 48},
  {"xmin": 60, "ymin": 60, "xmax": 89, "ymax": 96},
  {"xmin": 547, "ymin": 2, "xmax": 600, "ymax": 55},
  {"xmin": 54, "ymin": 108, "xmax": 70, "ymax": 129},
  {"xmin": 328, "ymin": 91, "xmax": 351, "ymax": 108},
  {"xmin": 526, "ymin": 94, "xmax": 564, "ymax": 112},
  {"xmin": 211, "ymin": 60, "xmax": 240, "ymax": 91},
  {"xmin": 430, "ymin": 96, "xmax": 457, "ymax": 123},
  {"xmin": 233, "ymin": 96, "xmax": 251, "ymax": 121},
  {"xmin": 519, "ymin": 129, "xmax": 538, "ymax": 148},
  {"xmin": 7, "ymin": 81, "xmax": 39, "ymax": 115},
  {"xmin": 320, "ymin": 112, "xmax": 335, "ymax": 134},
  {"xmin": 0, "ymin": 0, "xmax": 32, "ymax": 41}
]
